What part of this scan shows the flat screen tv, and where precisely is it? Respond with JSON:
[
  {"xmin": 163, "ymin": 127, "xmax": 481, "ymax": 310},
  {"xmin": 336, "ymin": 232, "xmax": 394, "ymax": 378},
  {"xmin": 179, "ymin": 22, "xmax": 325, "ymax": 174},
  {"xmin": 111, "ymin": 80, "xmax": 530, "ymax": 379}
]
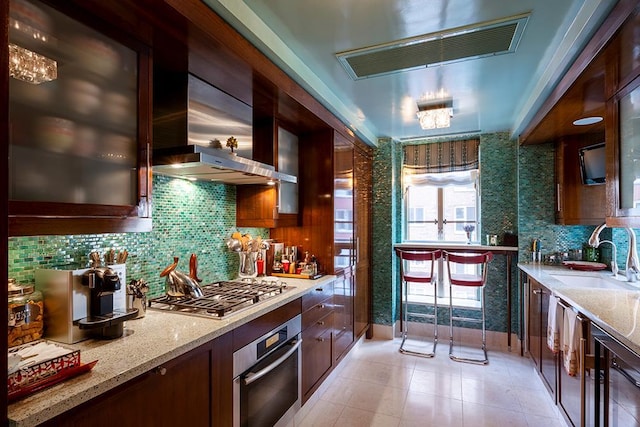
[{"xmin": 579, "ymin": 142, "xmax": 606, "ymax": 185}]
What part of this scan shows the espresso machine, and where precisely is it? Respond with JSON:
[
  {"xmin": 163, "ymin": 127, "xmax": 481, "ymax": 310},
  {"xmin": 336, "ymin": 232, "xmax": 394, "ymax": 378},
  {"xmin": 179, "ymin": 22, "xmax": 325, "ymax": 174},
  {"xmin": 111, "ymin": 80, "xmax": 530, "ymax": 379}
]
[
  {"xmin": 35, "ymin": 261, "xmax": 137, "ymax": 343},
  {"xmin": 77, "ymin": 263, "xmax": 138, "ymax": 339}
]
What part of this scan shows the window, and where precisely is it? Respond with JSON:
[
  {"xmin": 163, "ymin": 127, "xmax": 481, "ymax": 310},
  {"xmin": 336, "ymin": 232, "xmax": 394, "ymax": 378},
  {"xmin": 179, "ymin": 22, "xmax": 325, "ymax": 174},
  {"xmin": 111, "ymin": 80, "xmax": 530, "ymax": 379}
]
[
  {"xmin": 401, "ymin": 139, "xmax": 481, "ymax": 305},
  {"xmin": 402, "ymin": 170, "xmax": 480, "ymax": 304},
  {"xmin": 404, "ymin": 170, "xmax": 479, "ymax": 243}
]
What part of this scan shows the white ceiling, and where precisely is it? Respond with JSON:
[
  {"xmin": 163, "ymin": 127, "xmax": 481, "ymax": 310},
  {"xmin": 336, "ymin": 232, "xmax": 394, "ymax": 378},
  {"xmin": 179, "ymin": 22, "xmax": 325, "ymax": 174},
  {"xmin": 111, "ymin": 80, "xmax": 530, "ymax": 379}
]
[{"xmin": 203, "ymin": 0, "xmax": 617, "ymax": 146}]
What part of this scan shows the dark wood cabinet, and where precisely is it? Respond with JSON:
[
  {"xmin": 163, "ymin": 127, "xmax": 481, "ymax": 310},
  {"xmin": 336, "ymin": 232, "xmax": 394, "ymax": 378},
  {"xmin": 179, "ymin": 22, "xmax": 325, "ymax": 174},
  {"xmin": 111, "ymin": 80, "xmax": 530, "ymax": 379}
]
[
  {"xmin": 555, "ymin": 133, "xmax": 606, "ymax": 225},
  {"xmin": 236, "ymin": 120, "xmax": 299, "ymax": 228},
  {"xmin": 606, "ymin": 75, "xmax": 640, "ymax": 227},
  {"xmin": 7, "ymin": 0, "xmax": 152, "ymax": 236},
  {"xmin": 333, "ymin": 267, "xmax": 354, "ymax": 362},
  {"xmin": 354, "ymin": 143, "xmax": 372, "ymax": 338},
  {"xmin": 528, "ymin": 277, "xmax": 557, "ymax": 400},
  {"xmin": 603, "ymin": 6, "xmax": 640, "ymax": 228},
  {"xmin": 301, "ymin": 281, "xmax": 334, "ymax": 403},
  {"xmin": 237, "ymin": 184, "xmax": 298, "ymax": 228},
  {"xmin": 41, "ymin": 342, "xmax": 215, "ymax": 427}
]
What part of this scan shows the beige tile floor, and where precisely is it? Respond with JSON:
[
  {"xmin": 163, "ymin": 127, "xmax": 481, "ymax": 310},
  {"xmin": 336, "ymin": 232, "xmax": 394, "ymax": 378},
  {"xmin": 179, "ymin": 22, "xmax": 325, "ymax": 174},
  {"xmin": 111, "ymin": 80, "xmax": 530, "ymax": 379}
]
[{"xmin": 293, "ymin": 337, "xmax": 569, "ymax": 427}]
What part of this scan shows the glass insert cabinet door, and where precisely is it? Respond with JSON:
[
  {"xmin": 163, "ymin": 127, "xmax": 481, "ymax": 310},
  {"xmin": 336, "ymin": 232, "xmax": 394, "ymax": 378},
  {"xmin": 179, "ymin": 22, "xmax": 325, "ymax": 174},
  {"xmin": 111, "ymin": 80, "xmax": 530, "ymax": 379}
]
[
  {"xmin": 617, "ymin": 81, "xmax": 640, "ymax": 214},
  {"xmin": 8, "ymin": 0, "xmax": 141, "ymax": 208}
]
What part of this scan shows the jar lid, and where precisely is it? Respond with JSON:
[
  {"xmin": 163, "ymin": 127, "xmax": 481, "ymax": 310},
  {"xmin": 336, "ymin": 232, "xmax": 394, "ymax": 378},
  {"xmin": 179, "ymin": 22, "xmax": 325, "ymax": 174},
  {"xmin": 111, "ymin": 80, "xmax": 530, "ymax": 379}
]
[{"xmin": 8, "ymin": 280, "xmax": 35, "ymax": 296}]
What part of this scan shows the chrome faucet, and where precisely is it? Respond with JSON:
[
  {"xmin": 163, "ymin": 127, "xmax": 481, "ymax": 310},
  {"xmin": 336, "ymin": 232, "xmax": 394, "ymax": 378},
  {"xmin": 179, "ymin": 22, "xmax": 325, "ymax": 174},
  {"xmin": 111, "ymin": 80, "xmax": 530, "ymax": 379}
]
[{"xmin": 589, "ymin": 223, "xmax": 640, "ymax": 282}]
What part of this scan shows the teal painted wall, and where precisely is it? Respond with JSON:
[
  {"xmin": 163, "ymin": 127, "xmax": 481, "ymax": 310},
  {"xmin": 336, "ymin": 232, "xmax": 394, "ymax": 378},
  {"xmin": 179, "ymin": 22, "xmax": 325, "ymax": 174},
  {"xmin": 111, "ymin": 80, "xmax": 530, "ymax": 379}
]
[{"xmin": 8, "ymin": 175, "xmax": 268, "ymax": 297}]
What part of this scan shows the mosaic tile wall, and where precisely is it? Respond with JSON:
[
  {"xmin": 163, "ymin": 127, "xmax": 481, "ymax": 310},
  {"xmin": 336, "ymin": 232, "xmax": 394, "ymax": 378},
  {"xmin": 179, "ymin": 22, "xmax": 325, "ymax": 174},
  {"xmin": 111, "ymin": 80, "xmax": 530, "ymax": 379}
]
[
  {"xmin": 516, "ymin": 143, "xmax": 640, "ymax": 275},
  {"xmin": 8, "ymin": 174, "xmax": 268, "ymax": 297},
  {"xmin": 478, "ymin": 132, "xmax": 518, "ymax": 333},
  {"xmin": 371, "ymin": 138, "xmax": 400, "ymax": 325},
  {"xmin": 516, "ymin": 142, "xmax": 597, "ymax": 263},
  {"xmin": 372, "ymin": 132, "xmax": 520, "ymax": 333}
]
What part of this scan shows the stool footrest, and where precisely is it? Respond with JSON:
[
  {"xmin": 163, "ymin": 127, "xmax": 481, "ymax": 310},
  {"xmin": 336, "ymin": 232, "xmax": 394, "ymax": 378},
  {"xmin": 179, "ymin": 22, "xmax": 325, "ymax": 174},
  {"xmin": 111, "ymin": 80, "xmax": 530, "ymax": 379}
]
[
  {"xmin": 406, "ymin": 312, "xmax": 436, "ymax": 319},
  {"xmin": 451, "ymin": 316, "xmax": 482, "ymax": 323}
]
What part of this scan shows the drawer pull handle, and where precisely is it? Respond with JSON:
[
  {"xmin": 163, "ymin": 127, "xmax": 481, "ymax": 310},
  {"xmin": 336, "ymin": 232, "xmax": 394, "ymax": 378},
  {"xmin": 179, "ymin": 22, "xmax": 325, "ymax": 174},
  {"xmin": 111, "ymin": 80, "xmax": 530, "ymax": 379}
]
[
  {"xmin": 317, "ymin": 337, "xmax": 325, "ymax": 342},
  {"xmin": 155, "ymin": 367, "xmax": 167, "ymax": 376},
  {"xmin": 316, "ymin": 288, "xmax": 323, "ymax": 292},
  {"xmin": 318, "ymin": 304, "xmax": 325, "ymax": 309},
  {"xmin": 317, "ymin": 321, "xmax": 325, "ymax": 325}
]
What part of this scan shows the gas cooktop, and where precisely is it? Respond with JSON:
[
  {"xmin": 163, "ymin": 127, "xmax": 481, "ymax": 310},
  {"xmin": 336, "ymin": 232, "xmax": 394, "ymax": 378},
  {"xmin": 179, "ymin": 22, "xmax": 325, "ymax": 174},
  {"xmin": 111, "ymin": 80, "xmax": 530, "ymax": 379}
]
[{"xmin": 148, "ymin": 278, "xmax": 291, "ymax": 319}]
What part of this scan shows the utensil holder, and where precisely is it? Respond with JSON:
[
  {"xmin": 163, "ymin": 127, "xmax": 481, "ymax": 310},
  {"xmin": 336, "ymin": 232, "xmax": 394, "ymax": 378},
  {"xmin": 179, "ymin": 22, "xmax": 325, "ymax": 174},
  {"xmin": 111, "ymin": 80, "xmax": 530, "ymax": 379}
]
[{"xmin": 239, "ymin": 252, "xmax": 258, "ymax": 278}]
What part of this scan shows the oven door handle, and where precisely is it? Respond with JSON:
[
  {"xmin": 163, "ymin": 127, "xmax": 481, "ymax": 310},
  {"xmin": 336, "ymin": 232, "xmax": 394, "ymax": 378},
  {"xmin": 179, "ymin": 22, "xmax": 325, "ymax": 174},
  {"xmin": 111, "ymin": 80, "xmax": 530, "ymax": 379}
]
[{"xmin": 243, "ymin": 339, "xmax": 302, "ymax": 386}]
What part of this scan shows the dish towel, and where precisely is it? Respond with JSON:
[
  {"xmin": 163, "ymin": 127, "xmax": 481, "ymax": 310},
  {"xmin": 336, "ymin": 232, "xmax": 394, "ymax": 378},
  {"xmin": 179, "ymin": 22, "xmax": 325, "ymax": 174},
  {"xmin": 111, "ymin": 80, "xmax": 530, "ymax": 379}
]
[
  {"xmin": 563, "ymin": 308, "xmax": 582, "ymax": 376},
  {"xmin": 546, "ymin": 295, "xmax": 560, "ymax": 353}
]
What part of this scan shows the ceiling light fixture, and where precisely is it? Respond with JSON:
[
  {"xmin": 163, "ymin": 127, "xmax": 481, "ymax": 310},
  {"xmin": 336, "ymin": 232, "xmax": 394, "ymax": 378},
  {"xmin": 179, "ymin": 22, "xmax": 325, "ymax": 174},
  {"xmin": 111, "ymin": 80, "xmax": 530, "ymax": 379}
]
[
  {"xmin": 416, "ymin": 97, "xmax": 453, "ymax": 129},
  {"xmin": 9, "ymin": 43, "xmax": 57, "ymax": 84},
  {"xmin": 572, "ymin": 116, "xmax": 603, "ymax": 126}
]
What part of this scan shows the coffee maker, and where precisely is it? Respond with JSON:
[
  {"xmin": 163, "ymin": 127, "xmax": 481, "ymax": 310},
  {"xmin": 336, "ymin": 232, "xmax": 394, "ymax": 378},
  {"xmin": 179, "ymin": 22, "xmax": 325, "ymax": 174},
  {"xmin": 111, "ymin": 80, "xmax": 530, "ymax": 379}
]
[
  {"xmin": 77, "ymin": 264, "xmax": 138, "ymax": 339},
  {"xmin": 35, "ymin": 263, "xmax": 136, "ymax": 343}
]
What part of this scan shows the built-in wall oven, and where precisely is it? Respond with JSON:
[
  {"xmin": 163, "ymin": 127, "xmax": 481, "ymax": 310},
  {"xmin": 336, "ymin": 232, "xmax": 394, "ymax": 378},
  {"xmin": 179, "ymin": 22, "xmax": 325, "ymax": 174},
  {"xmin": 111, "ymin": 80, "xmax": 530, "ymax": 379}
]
[
  {"xmin": 592, "ymin": 323, "xmax": 640, "ymax": 426},
  {"xmin": 233, "ymin": 314, "xmax": 302, "ymax": 427}
]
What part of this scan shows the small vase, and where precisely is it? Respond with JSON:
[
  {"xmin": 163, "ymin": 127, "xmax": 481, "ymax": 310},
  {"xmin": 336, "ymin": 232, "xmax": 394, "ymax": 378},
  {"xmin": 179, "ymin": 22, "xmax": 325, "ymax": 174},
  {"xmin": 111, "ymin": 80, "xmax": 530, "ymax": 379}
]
[{"xmin": 466, "ymin": 232, "xmax": 472, "ymax": 244}]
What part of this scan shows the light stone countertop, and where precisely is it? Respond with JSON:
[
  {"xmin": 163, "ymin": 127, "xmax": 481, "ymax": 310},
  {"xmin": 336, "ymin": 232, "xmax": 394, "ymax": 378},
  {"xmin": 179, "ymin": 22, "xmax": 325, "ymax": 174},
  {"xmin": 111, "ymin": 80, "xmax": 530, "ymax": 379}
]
[
  {"xmin": 7, "ymin": 275, "xmax": 336, "ymax": 427},
  {"xmin": 519, "ymin": 263, "xmax": 640, "ymax": 357}
]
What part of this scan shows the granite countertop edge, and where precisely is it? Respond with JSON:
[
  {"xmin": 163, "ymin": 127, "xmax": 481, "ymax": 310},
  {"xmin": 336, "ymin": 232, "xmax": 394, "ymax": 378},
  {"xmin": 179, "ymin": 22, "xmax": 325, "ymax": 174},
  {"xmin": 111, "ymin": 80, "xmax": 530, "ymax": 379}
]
[
  {"xmin": 518, "ymin": 263, "xmax": 640, "ymax": 357},
  {"xmin": 8, "ymin": 275, "xmax": 336, "ymax": 427}
]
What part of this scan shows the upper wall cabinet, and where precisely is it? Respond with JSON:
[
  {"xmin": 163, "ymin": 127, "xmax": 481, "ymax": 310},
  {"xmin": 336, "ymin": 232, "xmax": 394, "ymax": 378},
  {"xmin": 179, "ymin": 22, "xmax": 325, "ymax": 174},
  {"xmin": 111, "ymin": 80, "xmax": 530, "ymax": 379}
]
[
  {"xmin": 7, "ymin": 0, "xmax": 152, "ymax": 236},
  {"xmin": 555, "ymin": 133, "xmax": 606, "ymax": 225},
  {"xmin": 237, "ymin": 120, "xmax": 299, "ymax": 228},
  {"xmin": 606, "ymin": 75, "xmax": 640, "ymax": 226},
  {"xmin": 605, "ymin": 7, "xmax": 640, "ymax": 227}
]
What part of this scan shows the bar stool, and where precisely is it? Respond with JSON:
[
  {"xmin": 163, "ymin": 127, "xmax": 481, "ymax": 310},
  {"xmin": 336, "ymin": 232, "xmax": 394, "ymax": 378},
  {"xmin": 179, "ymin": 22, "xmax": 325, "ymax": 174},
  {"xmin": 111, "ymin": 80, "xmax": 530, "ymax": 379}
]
[
  {"xmin": 444, "ymin": 251, "xmax": 493, "ymax": 365},
  {"xmin": 395, "ymin": 248, "xmax": 442, "ymax": 357}
]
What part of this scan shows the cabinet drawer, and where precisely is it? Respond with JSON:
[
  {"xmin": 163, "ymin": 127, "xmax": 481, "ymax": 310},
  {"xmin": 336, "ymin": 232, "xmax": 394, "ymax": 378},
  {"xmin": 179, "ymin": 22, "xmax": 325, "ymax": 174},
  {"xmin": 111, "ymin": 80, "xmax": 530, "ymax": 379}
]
[
  {"xmin": 301, "ymin": 314, "xmax": 333, "ymax": 397},
  {"xmin": 302, "ymin": 281, "xmax": 334, "ymax": 312},
  {"xmin": 303, "ymin": 302, "xmax": 333, "ymax": 330}
]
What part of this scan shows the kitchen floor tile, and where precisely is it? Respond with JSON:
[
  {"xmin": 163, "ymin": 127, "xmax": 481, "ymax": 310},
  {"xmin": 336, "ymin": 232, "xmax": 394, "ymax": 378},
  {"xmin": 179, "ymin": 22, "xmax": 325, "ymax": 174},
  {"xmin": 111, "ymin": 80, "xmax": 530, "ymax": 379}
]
[
  {"xmin": 335, "ymin": 407, "xmax": 402, "ymax": 427},
  {"xmin": 297, "ymin": 337, "xmax": 569, "ymax": 427},
  {"xmin": 297, "ymin": 399, "xmax": 345, "ymax": 427}
]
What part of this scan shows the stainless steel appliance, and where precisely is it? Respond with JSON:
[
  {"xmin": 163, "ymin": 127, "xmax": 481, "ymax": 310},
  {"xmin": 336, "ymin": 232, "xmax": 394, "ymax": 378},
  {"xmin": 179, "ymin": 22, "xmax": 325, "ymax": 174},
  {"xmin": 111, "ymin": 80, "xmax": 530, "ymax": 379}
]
[
  {"xmin": 148, "ymin": 278, "xmax": 291, "ymax": 319},
  {"xmin": 233, "ymin": 315, "xmax": 302, "ymax": 427},
  {"xmin": 152, "ymin": 73, "xmax": 296, "ymax": 184},
  {"xmin": 77, "ymin": 265, "xmax": 138, "ymax": 339},
  {"xmin": 35, "ymin": 264, "xmax": 129, "ymax": 343},
  {"xmin": 593, "ymin": 323, "xmax": 640, "ymax": 426}
]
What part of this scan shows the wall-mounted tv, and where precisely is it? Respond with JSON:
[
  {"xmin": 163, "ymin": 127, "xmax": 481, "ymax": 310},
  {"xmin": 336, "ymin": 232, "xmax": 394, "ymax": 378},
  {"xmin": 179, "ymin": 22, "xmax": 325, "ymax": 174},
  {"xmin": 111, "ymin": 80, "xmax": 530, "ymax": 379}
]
[{"xmin": 579, "ymin": 142, "xmax": 606, "ymax": 185}]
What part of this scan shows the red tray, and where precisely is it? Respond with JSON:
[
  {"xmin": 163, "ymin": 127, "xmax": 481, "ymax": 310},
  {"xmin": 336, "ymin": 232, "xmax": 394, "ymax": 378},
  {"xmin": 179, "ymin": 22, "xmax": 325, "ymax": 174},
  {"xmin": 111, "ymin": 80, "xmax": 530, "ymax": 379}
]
[
  {"xmin": 562, "ymin": 261, "xmax": 607, "ymax": 271},
  {"xmin": 8, "ymin": 360, "xmax": 98, "ymax": 402}
]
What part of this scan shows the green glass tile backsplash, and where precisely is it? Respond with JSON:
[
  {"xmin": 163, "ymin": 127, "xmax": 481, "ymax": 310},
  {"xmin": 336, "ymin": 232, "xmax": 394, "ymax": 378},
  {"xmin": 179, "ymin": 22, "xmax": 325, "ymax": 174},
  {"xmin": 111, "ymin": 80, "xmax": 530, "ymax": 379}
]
[{"xmin": 8, "ymin": 175, "xmax": 268, "ymax": 297}]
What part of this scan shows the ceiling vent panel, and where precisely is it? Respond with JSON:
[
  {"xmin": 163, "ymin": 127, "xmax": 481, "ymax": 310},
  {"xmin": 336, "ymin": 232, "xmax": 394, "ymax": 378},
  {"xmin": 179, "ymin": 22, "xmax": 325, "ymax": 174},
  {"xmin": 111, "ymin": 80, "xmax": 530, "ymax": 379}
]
[{"xmin": 337, "ymin": 13, "xmax": 530, "ymax": 80}]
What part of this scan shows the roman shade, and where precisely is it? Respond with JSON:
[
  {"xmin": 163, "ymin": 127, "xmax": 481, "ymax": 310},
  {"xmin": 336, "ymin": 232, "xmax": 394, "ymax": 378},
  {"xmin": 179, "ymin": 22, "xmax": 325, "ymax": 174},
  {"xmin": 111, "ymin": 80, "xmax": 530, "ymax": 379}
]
[{"xmin": 403, "ymin": 139, "xmax": 480, "ymax": 174}]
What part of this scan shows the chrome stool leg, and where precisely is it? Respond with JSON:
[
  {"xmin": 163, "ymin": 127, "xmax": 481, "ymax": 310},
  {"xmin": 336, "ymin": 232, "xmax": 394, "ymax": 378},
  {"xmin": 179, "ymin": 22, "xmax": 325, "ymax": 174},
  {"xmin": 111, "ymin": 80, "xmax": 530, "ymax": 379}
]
[
  {"xmin": 399, "ymin": 278, "xmax": 437, "ymax": 358},
  {"xmin": 446, "ymin": 251, "xmax": 491, "ymax": 365}
]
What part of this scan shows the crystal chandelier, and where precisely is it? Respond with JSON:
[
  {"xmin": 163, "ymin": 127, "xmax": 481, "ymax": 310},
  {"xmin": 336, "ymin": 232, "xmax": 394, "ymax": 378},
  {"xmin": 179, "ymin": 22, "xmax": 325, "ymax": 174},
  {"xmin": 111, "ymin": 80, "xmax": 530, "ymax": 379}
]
[
  {"xmin": 9, "ymin": 43, "xmax": 57, "ymax": 84},
  {"xmin": 416, "ymin": 98, "xmax": 453, "ymax": 130}
]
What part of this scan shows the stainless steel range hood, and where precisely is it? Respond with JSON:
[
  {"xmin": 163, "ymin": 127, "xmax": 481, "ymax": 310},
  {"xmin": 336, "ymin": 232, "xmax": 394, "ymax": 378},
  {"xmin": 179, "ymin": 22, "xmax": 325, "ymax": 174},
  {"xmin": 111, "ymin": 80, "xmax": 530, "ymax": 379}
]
[
  {"xmin": 153, "ymin": 73, "xmax": 296, "ymax": 184},
  {"xmin": 153, "ymin": 145, "xmax": 296, "ymax": 184}
]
